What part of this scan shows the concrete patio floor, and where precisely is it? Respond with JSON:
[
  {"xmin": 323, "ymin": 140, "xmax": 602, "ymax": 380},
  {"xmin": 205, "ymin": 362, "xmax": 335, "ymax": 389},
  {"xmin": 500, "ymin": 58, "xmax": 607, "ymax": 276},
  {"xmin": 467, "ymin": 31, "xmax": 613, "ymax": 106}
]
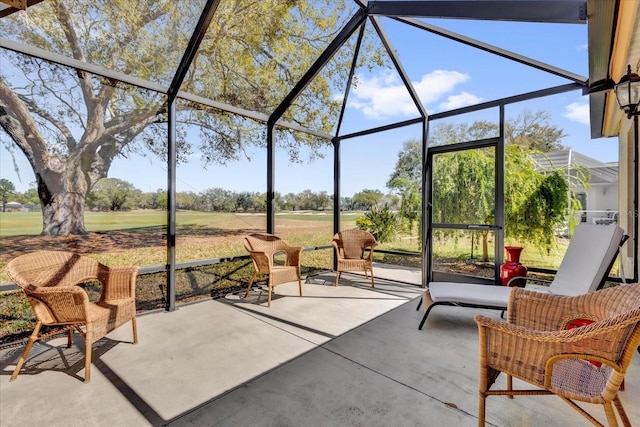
[{"xmin": 1, "ymin": 264, "xmax": 638, "ymax": 427}]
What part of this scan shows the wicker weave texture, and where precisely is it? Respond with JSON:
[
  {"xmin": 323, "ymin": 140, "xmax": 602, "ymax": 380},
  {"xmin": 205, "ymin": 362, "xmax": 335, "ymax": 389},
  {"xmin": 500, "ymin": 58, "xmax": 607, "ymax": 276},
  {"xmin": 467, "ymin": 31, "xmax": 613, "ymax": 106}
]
[
  {"xmin": 475, "ymin": 284, "xmax": 640, "ymax": 426},
  {"xmin": 332, "ymin": 229, "xmax": 377, "ymax": 287},
  {"xmin": 243, "ymin": 233, "xmax": 303, "ymax": 307},
  {"xmin": 6, "ymin": 250, "xmax": 138, "ymax": 383}
]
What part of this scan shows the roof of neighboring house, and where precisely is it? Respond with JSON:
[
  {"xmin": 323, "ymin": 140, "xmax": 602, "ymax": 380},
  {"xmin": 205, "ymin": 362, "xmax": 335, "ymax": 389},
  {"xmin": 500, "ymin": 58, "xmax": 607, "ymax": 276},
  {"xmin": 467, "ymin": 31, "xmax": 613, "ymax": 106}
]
[{"xmin": 530, "ymin": 150, "xmax": 618, "ymax": 185}]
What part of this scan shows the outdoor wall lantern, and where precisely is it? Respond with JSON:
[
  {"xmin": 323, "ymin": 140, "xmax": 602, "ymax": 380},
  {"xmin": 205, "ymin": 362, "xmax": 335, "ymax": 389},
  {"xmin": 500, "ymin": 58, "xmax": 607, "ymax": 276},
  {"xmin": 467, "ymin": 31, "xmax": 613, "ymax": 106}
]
[{"xmin": 615, "ymin": 64, "xmax": 640, "ymax": 118}]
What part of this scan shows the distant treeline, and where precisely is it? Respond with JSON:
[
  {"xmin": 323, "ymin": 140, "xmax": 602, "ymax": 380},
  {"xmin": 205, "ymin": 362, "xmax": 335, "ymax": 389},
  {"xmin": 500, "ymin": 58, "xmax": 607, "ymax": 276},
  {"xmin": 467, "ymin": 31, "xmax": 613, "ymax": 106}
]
[{"xmin": 6, "ymin": 178, "xmax": 398, "ymax": 213}]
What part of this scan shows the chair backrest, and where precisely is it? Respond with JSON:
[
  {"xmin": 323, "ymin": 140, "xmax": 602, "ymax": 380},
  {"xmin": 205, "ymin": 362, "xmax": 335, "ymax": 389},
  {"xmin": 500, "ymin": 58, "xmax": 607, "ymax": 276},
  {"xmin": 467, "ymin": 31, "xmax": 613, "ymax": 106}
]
[
  {"xmin": 244, "ymin": 233, "xmax": 283, "ymax": 252},
  {"xmin": 6, "ymin": 250, "xmax": 102, "ymax": 290},
  {"xmin": 243, "ymin": 233, "xmax": 287, "ymax": 255},
  {"xmin": 6, "ymin": 251, "xmax": 102, "ymax": 324},
  {"xmin": 332, "ymin": 229, "xmax": 376, "ymax": 259},
  {"xmin": 549, "ymin": 224, "xmax": 625, "ymax": 296}
]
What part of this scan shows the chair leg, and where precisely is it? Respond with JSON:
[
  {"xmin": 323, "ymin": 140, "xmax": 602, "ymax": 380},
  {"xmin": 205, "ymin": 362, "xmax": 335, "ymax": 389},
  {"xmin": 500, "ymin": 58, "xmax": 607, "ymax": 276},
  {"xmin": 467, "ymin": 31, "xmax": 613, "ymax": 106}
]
[
  {"xmin": 418, "ymin": 311, "xmax": 429, "ymax": 330},
  {"xmin": 266, "ymin": 276, "xmax": 274, "ymax": 307},
  {"xmin": 297, "ymin": 278, "xmax": 303, "ymax": 297},
  {"xmin": 10, "ymin": 321, "xmax": 43, "ymax": 382},
  {"xmin": 67, "ymin": 326, "xmax": 73, "ymax": 348},
  {"xmin": 613, "ymin": 396, "xmax": 632, "ymax": 427},
  {"xmin": 478, "ymin": 393, "xmax": 487, "ymax": 427},
  {"xmin": 84, "ymin": 340, "xmax": 92, "ymax": 383},
  {"xmin": 244, "ymin": 272, "xmax": 257, "ymax": 298},
  {"xmin": 418, "ymin": 295, "xmax": 437, "ymax": 330},
  {"xmin": 560, "ymin": 397, "xmax": 606, "ymax": 426},
  {"xmin": 603, "ymin": 401, "xmax": 620, "ymax": 427},
  {"xmin": 369, "ymin": 268, "xmax": 374, "ymax": 288},
  {"xmin": 131, "ymin": 317, "xmax": 138, "ymax": 344},
  {"xmin": 416, "ymin": 298, "xmax": 422, "ymax": 311},
  {"xmin": 334, "ymin": 271, "xmax": 341, "ymax": 286}
]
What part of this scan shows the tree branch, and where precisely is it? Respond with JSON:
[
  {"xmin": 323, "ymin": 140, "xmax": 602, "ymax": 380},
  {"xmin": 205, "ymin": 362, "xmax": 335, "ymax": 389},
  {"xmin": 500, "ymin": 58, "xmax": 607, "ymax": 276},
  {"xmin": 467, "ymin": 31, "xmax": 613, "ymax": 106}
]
[{"xmin": 0, "ymin": 78, "xmax": 53, "ymax": 174}]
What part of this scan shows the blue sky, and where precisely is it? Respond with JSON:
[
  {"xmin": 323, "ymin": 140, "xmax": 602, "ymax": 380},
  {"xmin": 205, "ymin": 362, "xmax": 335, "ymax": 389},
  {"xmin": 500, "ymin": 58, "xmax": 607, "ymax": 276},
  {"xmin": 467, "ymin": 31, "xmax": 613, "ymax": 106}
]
[{"xmin": 0, "ymin": 15, "xmax": 618, "ymax": 198}]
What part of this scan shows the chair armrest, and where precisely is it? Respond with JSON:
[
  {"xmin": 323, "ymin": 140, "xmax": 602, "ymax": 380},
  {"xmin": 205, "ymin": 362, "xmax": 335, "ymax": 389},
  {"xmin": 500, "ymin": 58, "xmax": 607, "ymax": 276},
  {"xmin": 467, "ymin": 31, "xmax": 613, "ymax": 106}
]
[
  {"xmin": 364, "ymin": 243, "xmax": 377, "ymax": 260},
  {"xmin": 475, "ymin": 311, "xmax": 638, "ymax": 388},
  {"xmin": 27, "ymin": 286, "xmax": 90, "ymax": 324},
  {"xmin": 100, "ymin": 265, "xmax": 138, "ymax": 302},
  {"xmin": 282, "ymin": 246, "xmax": 303, "ymax": 267},
  {"xmin": 248, "ymin": 251, "xmax": 272, "ymax": 272},
  {"xmin": 331, "ymin": 241, "xmax": 343, "ymax": 259}
]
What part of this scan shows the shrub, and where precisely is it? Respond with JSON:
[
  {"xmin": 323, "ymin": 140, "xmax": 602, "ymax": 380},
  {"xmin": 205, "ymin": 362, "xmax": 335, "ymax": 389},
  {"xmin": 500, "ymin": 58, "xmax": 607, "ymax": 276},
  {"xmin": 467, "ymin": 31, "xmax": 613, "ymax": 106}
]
[{"xmin": 355, "ymin": 204, "xmax": 400, "ymax": 243}]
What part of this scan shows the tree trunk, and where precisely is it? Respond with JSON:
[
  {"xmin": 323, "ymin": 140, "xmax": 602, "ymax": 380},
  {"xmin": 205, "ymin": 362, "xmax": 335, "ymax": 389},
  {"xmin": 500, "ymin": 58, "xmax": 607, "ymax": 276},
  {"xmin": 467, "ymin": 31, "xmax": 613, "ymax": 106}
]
[
  {"xmin": 36, "ymin": 160, "xmax": 90, "ymax": 236},
  {"xmin": 482, "ymin": 231, "xmax": 489, "ymax": 262},
  {"xmin": 40, "ymin": 192, "xmax": 87, "ymax": 235}
]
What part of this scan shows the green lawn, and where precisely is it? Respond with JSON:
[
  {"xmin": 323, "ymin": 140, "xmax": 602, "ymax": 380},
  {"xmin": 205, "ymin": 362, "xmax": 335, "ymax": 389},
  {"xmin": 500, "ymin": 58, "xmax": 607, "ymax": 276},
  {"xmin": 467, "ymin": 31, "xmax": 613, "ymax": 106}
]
[
  {"xmin": 0, "ymin": 211, "xmax": 45, "ymax": 236},
  {"xmin": 0, "ymin": 210, "xmax": 368, "ymax": 237},
  {"xmin": 0, "ymin": 210, "xmax": 572, "ymax": 271}
]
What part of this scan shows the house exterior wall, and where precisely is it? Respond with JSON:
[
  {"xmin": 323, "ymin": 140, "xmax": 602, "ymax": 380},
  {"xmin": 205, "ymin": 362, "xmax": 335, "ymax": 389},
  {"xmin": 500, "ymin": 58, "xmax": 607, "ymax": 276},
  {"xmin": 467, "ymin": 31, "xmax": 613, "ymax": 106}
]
[
  {"xmin": 617, "ymin": 119, "xmax": 638, "ymax": 281},
  {"xmin": 585, "ymin": 184, "xmax": 618, "ymax": 221}
]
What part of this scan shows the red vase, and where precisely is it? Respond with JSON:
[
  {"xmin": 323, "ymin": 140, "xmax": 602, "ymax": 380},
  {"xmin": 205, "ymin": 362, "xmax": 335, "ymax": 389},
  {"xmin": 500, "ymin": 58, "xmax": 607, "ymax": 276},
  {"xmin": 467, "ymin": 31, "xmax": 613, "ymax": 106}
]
[{"xmin": 500, "ymin": 246, "xmax": 527, "ymax": 287}]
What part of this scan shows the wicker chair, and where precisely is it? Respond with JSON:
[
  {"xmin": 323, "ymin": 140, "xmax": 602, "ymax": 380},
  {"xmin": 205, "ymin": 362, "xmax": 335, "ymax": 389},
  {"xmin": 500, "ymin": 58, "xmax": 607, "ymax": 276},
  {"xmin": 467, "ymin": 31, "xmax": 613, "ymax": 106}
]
[
  {"xmin": 332, "ymin": 229, "xmax": 377, "ymax": 287},
  {"xmin": 6, "ymin": 250, "xmax": 138, "ymax": 383},
  {"xmin": 243, "ymin": 233, "xmax": 303, "ymax": 307},
  {"xmin": 474, "ymin": 284, "xmax": 640, "ymax": 427}
]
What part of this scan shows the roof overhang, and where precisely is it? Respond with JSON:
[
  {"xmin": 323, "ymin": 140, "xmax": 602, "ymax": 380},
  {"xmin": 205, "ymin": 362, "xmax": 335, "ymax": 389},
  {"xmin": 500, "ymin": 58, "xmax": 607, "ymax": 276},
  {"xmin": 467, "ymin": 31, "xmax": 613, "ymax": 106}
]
[
  {"xmin": 588, "ymin": 0, "xmax": 640, "ymax": 138},
  {"xmin": 367, "ymin": 1, "xmax": 587, "ymax": 23},
  {"xmin": 0, "ymin": 0, "xmax": 42, "ymax": 18}
]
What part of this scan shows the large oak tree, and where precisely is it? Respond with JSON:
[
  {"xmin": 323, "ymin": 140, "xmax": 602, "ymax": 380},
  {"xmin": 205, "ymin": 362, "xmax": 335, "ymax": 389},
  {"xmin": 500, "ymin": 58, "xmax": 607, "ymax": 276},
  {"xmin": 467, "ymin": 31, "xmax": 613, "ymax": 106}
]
[{"xmin": 0, "ymin": 0, "xmax": 377, "ymax": 235}]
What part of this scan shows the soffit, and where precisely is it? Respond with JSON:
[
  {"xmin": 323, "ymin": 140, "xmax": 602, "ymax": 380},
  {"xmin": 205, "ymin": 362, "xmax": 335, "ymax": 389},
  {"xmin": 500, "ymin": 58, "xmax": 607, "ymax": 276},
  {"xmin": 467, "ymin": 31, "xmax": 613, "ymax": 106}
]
[
  {"xmin": 595, "ymin": 0, "xmax": 640, "ymax": 137},
  {"xmin": 0, "ymin": 0, "xmax": 42, "ymax": 18}
]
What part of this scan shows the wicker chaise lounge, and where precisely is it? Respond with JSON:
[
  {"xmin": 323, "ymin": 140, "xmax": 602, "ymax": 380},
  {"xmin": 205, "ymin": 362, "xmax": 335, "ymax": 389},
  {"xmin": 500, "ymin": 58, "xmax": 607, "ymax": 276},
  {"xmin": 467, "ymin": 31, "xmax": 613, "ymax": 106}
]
[
  {"xmin": 6, "ymin": 250, "xmax": 139, "ymax": 383},
  {"xmin": 475, "ymin": 283, "xmax": 640, "ymax": 427}
]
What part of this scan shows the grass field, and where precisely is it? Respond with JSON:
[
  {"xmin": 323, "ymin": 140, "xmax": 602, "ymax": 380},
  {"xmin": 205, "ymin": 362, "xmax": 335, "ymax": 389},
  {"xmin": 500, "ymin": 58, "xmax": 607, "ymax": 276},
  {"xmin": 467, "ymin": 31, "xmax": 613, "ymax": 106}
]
[
  {"xmin": 0, "ymin": 209, "xmax": 582, "ymax": 345},
  {"xmin": 0, "ymin": 209, "xmax": 573, "ymax": 277},
  {"xmin": 0, "ymin": 210, "xmax": 365, "ymax": 234}
]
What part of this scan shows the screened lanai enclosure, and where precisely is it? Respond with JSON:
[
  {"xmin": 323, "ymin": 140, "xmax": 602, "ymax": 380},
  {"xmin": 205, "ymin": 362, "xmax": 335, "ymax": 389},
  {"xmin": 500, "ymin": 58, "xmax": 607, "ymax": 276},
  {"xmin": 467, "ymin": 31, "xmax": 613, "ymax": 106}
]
[{"xmin": 0, "ymin": 1, "xmax": 634, "ymax": 318}]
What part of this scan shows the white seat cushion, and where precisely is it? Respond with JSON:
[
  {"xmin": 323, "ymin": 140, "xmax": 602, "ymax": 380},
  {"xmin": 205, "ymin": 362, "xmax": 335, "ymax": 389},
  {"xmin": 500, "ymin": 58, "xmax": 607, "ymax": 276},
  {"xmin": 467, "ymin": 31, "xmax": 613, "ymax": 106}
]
[
  {"xmin": 428, "ymin": 282, "xmax": 512, "ymax": 307},
  {"xmin": 549, "ymin": 224, "xmax": 624, "ymax": 295}
]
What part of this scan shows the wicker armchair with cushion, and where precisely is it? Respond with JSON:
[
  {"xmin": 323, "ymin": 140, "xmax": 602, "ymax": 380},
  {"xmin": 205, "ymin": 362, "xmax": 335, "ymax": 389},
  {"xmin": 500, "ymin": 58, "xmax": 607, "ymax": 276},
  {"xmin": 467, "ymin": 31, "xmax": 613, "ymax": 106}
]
[
  {"xmin": 332, "ymin": 229, "xmax": 377, "ymax": 288},
  {"xmin": 475, "ymin": 283, "xmax": 640, "ymax": 427},
  {"xmin": 243, "ymin": 233, "xmax": 303, "ymax": 307},
  {"xmin": 6, "ymin": 250, "xmax": 139, "ymax": 383}
]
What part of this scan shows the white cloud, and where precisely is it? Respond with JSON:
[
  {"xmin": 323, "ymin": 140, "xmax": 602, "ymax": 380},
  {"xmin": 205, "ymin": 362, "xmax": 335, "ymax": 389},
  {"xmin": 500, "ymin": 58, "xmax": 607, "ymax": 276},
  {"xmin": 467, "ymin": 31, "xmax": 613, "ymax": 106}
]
[
  {"xmin": 564, "ymin": 102, "xmax": 590, "ymax": 125},
  {"xmin": 346, "ymin": 69, "xmax": 476, "ymax": 120},
  {"xmin": 439, "ymin": 92, "xmax": 483, "ymax": 110}
]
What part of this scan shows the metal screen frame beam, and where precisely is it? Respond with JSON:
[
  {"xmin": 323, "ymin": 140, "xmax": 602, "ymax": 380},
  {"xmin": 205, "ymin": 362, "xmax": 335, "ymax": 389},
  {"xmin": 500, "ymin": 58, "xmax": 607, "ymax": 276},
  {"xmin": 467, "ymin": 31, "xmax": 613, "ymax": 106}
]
[
  {"xmin": 394, "ymin": 18, "xmax": 588, "ymax": 84},
  {"xmin": 0, "ymin": 37, "xmax": 333, "ymax": 140},
  {"xmin": 265, "ymin": 8, "xmax": 368, "ymax": 233},
  {"xmin": 369, "ymin": 16, "xmax": 428, "ymax": 118},
  {"xmin": 367, "ymin": 1, "xmax": 587, "ymax": 23},
  {"xmin": 164, "ymin": 0, "xmax": 220, "ymax": 312}
]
